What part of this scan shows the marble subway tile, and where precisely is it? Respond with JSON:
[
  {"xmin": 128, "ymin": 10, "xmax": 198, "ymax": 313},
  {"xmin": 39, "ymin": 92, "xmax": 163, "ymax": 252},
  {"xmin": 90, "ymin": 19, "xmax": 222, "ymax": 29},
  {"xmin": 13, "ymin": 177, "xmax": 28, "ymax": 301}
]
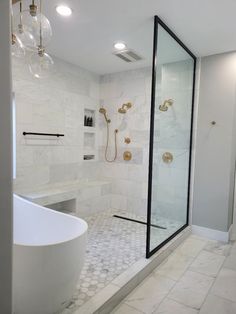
[
  {"xmin": 211, "ymin": 268, "xmax": 236, "ymax": 302},
  {"xmin": 13, "ymin": 56, "xmax": 100, "ymax": 191},
  {"xmin": 189, "ymin": 250, "xmax": 225, "ymax": 277},
  {"xmin": 111, "ymin": 195, "xmax": 128, "ymax": 210},
  {"xmin": 112, "ymin": 303, "xmax": 143, "ymax": 314},
  {"xmin": 224, "ymin": 251, "xmax": 236, "ymax": 271},
  {"xmin": 154, "ymin": 251, "xmax": 194, "ymax": 281},
  {"xmin": 168, "ymin": 270, "xmax": 214, "ymax": 310},
  {"xmin": 154, "ymin": 298, "xmax": 199, "ymax": 314},
  {"xmin": 199, "ymin": 294, "xmax": 236, "ymax": 314},
  {"xmin": 125, "ymin": 274, "xmax": 176, "ymax": 313},
  {"xmin": 204, "ymin": 240, "xmax": 231, "ymax": 256},
  {"xmin": 175, "ymin": 236, "xmax": 207, "ymax": 257}
]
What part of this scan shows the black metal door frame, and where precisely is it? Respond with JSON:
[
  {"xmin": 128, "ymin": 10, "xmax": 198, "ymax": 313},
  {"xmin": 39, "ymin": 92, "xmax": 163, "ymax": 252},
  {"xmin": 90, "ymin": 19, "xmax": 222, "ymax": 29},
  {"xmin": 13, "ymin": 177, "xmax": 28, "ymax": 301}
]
[{"xmin": 146, "ymin": 15, "xmax": 197, "ymax": 258}]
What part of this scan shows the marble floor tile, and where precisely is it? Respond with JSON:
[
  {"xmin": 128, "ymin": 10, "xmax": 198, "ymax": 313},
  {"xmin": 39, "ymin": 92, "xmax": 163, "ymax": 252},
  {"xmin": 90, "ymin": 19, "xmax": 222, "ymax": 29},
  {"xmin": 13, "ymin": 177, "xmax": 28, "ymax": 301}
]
[
  {"xmin": 110, "ymin": 238, "xmax": 235, "ymax": 314},
  {"xmin": 224, "ymin": 251, "xmax": 236, "ymax": 271},
  {"xmin": 154, "ymin": 298, "xmax": 199, "ymax": 314},
  {"xmin": 63, "ymin": 209, "xmax": 182, "ymax": 313},
  {"xmin": 125, "ymin": 274, "xmax": 176, "ymax": 313},
  {"xmin": 230, "ymin": 242, "xmax": 236, "ymax": 255},
  {"xmin": 154, "ymin": 251, "xmax": 194, "ymax": 281},
  {"xmin": 112, "ymin": 303, "xmax": 144, "ymax": 314},
  {"xmin": 204, "ymin": 240, "xmax": 232, "ymax": 256},
  {"xmin": 168, "ymin": 270, "xmax": 214, "ymax": 310},
  {"xmin": 175, "ymin": 236, "xmax": 207, "ymax": 258},
  {"xmin": 189, "ymin": 250, "xmax": 225, "ymax": 277},
  {"xmin": 211, "ymin": 268, "xmax": 236, "ymax": 302},
  {"xmin": 200, "ymin": 294, "xmax": 236, "ymax": 314}
]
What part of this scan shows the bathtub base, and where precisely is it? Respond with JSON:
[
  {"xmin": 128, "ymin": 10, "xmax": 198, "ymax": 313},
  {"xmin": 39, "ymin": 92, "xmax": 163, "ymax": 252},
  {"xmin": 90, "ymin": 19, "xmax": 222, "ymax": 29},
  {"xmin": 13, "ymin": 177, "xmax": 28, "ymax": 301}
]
[
  {"xmin": 13, "ymin": 195, "xmax": 87, "ymax": 314},
  {"xmin": 13, "ymin": 234, "xmax": 86, "ymax": 314}
]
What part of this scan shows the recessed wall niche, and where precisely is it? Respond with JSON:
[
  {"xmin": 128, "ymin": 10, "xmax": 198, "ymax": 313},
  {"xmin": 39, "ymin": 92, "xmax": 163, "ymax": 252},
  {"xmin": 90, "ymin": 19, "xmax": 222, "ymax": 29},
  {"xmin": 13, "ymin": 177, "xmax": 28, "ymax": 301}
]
[
  {"xmin": 84, "ymin": 109, "xmax": 95, "ymax": 127},
  {"xmin": 84, "ymin": 132, "xmax": 95, "ymax": 150}
]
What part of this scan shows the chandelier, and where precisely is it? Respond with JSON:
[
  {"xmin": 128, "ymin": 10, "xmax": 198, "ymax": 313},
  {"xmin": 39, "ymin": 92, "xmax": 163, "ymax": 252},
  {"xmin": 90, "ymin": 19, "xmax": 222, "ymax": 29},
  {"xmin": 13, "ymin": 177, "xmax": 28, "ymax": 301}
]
[{"xmin": 12, "ymin": 0, "xmax": 54, "ymax": 78}]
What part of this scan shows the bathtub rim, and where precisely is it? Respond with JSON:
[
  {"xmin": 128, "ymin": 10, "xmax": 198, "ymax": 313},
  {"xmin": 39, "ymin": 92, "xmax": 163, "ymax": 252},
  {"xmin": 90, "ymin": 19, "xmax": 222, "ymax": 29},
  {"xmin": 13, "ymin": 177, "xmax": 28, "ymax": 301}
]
[{"xmin": 14, "ymin": 194, "xmax": 88, "ymax": 247}]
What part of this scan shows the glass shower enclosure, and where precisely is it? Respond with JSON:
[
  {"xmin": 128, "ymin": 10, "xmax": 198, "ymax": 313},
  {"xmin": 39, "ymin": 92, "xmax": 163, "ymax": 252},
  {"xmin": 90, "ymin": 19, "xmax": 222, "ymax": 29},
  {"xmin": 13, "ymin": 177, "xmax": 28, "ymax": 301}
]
[{"xmin": 146, "ymin": 16, "xmax": 196, "ymax": 258}]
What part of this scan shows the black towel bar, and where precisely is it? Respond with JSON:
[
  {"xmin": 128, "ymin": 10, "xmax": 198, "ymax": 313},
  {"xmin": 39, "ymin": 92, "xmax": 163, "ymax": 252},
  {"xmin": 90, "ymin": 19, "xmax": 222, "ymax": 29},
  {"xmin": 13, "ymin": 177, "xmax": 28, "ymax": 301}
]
[{"xmin": 23, "ymin": 132, "xmax": 64, "ymax": 137}]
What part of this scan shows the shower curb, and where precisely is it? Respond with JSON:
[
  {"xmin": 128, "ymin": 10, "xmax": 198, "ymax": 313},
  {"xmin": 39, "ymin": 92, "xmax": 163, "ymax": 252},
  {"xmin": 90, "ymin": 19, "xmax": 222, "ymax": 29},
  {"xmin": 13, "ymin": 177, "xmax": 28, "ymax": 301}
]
[{"xmin": 75, "ymin": 226, "xmax": 191, "ymax": 314}]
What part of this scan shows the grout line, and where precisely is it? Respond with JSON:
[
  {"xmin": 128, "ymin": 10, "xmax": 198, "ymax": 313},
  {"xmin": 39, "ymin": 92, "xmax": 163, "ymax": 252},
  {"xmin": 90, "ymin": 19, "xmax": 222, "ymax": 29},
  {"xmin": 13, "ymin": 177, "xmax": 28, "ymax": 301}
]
[
  {"xmin": 122, "ymin": 302, "xmax": 146, "ymax": 314},
  {"xmin": 154, "ymin": 237, "xmax": 209, "ymax": 311},
  {"xmin": 169, "ymin": 239, "xmax": 234, "ymax": 312}
]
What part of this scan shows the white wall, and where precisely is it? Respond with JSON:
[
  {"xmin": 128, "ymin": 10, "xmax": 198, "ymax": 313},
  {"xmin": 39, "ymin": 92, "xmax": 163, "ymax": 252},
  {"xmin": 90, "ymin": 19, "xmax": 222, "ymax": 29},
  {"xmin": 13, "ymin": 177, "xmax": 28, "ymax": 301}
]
[
  {"xmin": 0, "ymin": 0, "xmax": 13, "ymax": 312},
  {"xmin": 193, "ymin": 52, "xmax": 236, "ymax": 232}
]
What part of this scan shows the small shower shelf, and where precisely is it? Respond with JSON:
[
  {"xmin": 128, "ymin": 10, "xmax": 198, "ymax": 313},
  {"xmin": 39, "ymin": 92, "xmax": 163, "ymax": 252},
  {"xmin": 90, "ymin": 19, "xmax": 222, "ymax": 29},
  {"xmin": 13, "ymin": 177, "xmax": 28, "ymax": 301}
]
[
  {"xmin": 83, "ymin": 148, "xmax": 96, "ymax": 155},
  {"xmin": 84, "ymin": 126, "xmax": 96, "ymax": 133},
  {"xmin": 83, "ymin": 107, "xmax": 97, "ymax": 161},
  {"xmin": 83, "ymin": 154, "xmax": 95, "ymax": 161},
  {"xmin": 84, "ymin": 109, "xmax": 95, "ymax": 127}
]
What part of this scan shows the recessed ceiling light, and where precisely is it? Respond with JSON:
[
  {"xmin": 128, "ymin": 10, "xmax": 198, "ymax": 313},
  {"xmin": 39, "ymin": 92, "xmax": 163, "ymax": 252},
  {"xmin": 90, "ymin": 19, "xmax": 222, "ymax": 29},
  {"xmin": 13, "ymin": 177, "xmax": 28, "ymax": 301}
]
[
  {"xmin": 56, "ymin": 5, "xmax": 72, "ymax": 17},
  {"xmin": 114, "ymin": 42, "xmax": 127, "ymax": 50}
]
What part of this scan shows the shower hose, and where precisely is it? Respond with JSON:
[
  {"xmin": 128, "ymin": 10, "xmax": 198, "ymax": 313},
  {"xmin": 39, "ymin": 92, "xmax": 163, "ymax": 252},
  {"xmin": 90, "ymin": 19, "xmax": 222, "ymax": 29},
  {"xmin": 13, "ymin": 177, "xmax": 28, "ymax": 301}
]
[{"xmin": 105, "ymin": 123, "xmax": 118, "ymax": 162}]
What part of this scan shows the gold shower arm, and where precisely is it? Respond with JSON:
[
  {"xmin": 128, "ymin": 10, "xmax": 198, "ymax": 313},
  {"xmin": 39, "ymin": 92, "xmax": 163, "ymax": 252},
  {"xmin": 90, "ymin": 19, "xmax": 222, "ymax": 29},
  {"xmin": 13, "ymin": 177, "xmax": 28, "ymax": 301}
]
[
  {"xmin": 118, "ymin": 102, "xmax": 132, "ymax": 113},
  {"xmin": 122, "ymin": 102, "xmax": 132, "ymax": 110}
]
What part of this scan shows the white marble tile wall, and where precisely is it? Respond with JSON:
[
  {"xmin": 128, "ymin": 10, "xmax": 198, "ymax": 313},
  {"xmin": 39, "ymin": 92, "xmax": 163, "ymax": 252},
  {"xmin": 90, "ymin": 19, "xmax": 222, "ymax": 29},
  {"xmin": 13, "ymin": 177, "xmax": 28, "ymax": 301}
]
[
  {"xmin": 98, "ymin": 61, "xmax": 194, "ymax": 220},
  {"xmin": 12, "ymin": 56, "xmax": 100, "ymax": 192},
  {"xmin": 13, "ymin": 56, "xmax": 194, "ymax": 222},
  {"xmin": 152, "ymin": 60, "xmax": 194, "ymax": 223},
  {"xmin": 98, "ymin": 67, "xmax": 152, "ymax": 216}
]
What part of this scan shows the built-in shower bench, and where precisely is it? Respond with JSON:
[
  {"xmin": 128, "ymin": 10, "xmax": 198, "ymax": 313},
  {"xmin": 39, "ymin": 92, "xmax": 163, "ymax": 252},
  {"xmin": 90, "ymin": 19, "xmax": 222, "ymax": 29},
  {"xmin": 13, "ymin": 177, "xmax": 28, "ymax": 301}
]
[{"xmin": 16, "ymin": 179, "xmax": 112, "ymax": 215}]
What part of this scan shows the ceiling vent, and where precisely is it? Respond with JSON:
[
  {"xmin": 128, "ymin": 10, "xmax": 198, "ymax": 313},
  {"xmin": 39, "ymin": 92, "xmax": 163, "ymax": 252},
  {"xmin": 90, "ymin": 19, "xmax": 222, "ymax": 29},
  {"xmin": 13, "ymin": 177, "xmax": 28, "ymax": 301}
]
[{"xmin": 113, "ymin": 49, "xmax": 143, "ymax": 63}]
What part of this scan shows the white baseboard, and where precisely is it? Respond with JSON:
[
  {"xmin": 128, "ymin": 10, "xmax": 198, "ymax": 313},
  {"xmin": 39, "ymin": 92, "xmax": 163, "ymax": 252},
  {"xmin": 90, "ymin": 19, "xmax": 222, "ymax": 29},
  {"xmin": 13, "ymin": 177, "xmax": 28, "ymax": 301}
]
[{"xmin": 191, "ymin": 225, "xmax": 231, "ymax": 242}]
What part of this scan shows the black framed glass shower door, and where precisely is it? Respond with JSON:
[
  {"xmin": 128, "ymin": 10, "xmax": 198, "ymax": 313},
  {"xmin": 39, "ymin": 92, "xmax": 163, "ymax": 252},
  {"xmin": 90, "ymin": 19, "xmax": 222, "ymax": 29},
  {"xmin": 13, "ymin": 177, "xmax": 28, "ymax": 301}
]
[{"xmin": 146, "ymin": 16, "xmax": 196, "ymax": 258}]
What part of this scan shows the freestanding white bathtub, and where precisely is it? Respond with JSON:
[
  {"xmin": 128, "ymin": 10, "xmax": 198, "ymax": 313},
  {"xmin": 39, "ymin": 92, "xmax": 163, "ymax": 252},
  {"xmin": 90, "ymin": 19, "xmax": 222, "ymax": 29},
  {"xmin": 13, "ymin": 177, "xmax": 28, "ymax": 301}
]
[{"xmin": 13, "ymin": 195, "xmax": 88, "ymax": 314}]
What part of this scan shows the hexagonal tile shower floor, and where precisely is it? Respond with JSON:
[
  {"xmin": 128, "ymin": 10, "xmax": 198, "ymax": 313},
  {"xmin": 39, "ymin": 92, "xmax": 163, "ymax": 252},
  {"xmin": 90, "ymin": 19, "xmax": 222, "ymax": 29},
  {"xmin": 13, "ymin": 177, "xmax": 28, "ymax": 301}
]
[{"xmin": 63, "ymin": 209, "xmax": 183, "ymax": 313}]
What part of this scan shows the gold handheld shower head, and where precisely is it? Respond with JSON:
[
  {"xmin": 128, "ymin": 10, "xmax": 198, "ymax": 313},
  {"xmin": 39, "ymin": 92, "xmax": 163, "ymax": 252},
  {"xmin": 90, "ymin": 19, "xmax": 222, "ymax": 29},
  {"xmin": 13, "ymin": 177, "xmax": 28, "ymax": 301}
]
[
  {"xmin": 99, "ymin": 108, "xmax": 106, "ymax": 114},
  {"xmin": 118, "ymin": 102, "xmax": 132, "ymax": 114},
  {"xmin": 99, "ymin": 107, "xmax": 111, "ymax": 123},
  {"xmin": 159, "ymin": 99, "xmax": 174, "ymax": 112}
]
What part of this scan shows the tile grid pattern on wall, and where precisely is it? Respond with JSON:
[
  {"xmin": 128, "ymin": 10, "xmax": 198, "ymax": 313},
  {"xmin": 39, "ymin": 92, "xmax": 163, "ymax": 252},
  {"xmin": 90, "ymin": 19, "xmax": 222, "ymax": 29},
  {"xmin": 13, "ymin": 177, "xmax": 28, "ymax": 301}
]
[{"xmin": 12, "ymin": 56, "xmax": 101, "ymax": 191}]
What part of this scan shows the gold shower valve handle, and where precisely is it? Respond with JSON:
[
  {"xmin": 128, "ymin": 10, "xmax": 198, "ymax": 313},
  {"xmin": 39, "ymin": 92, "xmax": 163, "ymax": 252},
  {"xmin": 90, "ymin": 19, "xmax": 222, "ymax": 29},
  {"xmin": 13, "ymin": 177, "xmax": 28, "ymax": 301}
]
[
  {"xmin": 124, "ymin": 137, "xmax": 131, "ymax": 144},
  {"xmin": 123, "ymin": 151, "xmax": 132, "ymax": 161},
  {"xmin": 162, "ymin": 152, "xmax": 173, "ymax": 164}
]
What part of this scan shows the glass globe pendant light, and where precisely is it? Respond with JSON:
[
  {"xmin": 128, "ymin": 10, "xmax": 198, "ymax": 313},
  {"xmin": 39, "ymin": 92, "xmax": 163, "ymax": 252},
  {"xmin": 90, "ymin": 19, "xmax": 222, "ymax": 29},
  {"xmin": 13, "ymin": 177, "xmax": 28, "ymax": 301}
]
[
  {"xmin": 11, "ymin": 33, "xmax": 25, "ymax": 58},
  {"xmin": 15, "ymin": 0, "xmax": 52, "ymax": 50},
  {"xmin": 11, "ymin": 9, "xmax": 25, "ymax": 58},
  {"xmin": 14, "ymin": 1, "xmax": 37, "ymax": 51},
  {"xmin": 28, "ymin": 0, "xmax": 54, "ymax": 79}
]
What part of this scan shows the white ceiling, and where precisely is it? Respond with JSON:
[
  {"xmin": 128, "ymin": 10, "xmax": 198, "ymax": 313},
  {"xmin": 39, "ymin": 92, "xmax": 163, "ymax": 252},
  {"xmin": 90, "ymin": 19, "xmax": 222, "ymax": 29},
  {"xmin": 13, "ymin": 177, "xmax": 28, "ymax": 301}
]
[{"xmin": 14, "ymin": 0, "xmax": 236, "ymax": 74}]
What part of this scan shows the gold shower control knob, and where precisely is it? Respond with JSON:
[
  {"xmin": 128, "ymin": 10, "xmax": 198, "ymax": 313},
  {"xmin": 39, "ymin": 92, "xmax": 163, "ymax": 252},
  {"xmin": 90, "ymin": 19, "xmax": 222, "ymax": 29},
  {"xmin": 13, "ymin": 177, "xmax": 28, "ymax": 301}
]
[
  {"xmin": 123, "ymin": 151, "xmax": 132, "ymax": 161},
  {"xmin": 124, "ymin": 137, "xmax": 131, "ymax": 144},
  {"xmin": 162, "ymin": 152, "xmax": 173, "ymax": 164}
]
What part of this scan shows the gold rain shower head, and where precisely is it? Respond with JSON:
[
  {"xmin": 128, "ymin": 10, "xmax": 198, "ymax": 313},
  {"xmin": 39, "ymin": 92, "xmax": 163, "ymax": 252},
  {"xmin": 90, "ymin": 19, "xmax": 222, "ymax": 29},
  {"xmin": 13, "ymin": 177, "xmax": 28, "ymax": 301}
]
[
  {"xmin": 99, "ymin": 107, "xmax": 111, "ymax": 123},
  {"xmin": 159, "ymin": 99, "xmax": 174, "ymax": 112},
  {"xmin": 118, "ymin": 102, "xmax": 132, "ymax": 114}
]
